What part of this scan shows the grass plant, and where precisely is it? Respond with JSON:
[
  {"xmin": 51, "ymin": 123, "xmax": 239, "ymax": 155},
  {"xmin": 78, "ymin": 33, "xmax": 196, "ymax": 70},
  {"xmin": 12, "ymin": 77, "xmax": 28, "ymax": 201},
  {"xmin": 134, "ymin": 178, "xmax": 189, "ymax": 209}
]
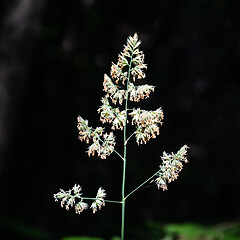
[{"xmin": 54, "ymin": 33, "xmax": 189, "ymax": 240}]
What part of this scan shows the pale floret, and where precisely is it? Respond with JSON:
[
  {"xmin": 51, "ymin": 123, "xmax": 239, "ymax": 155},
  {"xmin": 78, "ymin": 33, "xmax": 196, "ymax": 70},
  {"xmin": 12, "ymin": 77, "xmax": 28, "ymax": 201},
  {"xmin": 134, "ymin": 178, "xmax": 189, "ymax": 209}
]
[
  {"xmin": 87, "ymin": 132, "xmax": 116, "ymax": 159},
  {"xmin": 53, "ymin": 184, "xmax": 85, "ymax": 212},
  {"xmin": 110, "ymin": 62, "xmax": 128, "ymax": 84},
  {"xmin": 103, "ymin": 74, "xmax": 126, "ymax": 105},
  {"xmin": 98, "ymin": 97, "xmax": 126, "ymax": 130},
  {"xmin": 90, "ymin": 187, "xmax": 106, "ymax": 214},
  {"xmin": 129, "ymin": 108, "xmax": 164, "ymax": 144},
  {"xmin": 77, "ymin": 116, "xmax": 93, "ymax": 143},
  {"xmin": 110, "ymin": 33, "xmax": 147, "ymax": 84},
  {"xmin": 75, "ymin": 201, "xmax": 88, "ymax": 214},
  {"xmin": 96, "ymin": 187, "xmax": 106, "ymax": 199},
  {"xmin": 77, "ymin": 115, "xmax": 116, "ymax": 159},
  {"xmin": 155, "ymin": 145, "xmax": 189, "ymax": 191},
  {"xmin": 128, "ymin": 82, "xmax": 155, "ymax": 102}
]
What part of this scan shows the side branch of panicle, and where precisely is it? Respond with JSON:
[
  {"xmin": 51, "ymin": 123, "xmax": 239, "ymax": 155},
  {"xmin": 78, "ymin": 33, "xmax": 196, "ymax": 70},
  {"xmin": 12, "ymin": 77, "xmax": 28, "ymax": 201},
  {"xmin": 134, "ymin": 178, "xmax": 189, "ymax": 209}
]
[
  {"xmin": 54, "ymin": 185, "xmax": 106, "ymax": 214},
  {"xmin": 53, "ymin": 184, "xmax": 88, "ymax": 214},
  {"xmin": 98, "ymin": 96, "xmax": 126, "ymax": 130},
  {"xmin": 103, "ymin": 74, "xmax": 126, "ymax": 105},
  {"xmin": 155, "ymin": 145, "xmax": 189, "ymax": 191},
  {"xmin": 77, "ymin": 116, "xmax": 116, "ymax": 159},
  {"xmin": 128, "ymin": 82, "xmax": 155, "ymax": 102},
  {"xmin": 103, "ymin": 73, "xmax": 155, "ymax": 105},
  {"xmin": 129, "ymin": 108, "xmax": 164, "ymax": 144}
]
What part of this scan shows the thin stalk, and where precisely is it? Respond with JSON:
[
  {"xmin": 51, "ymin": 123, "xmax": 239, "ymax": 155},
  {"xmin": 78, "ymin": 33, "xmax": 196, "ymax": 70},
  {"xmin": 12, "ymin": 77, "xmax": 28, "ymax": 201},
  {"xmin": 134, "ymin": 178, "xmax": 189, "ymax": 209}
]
[
  {"xmin": 121, "ymin": 52, "xmax": 134, "ymax": 240},
  {"xmin": 113, "ymin": 149, "xmax": 125, "ymax": 161},
  {"xmin": 125, "ymin": 170, "xmax": 159, "ymax": 200},
  {"xmin": 125, "ymin": 131, "xmax": 136, "ymax": 145},
  {"xmin": 121, "ymin": 159, "xmax": 126, "ymax": 240},
  {"xmin": 82, "ymin": 197, "xmax": 122, "ymax": 204}
]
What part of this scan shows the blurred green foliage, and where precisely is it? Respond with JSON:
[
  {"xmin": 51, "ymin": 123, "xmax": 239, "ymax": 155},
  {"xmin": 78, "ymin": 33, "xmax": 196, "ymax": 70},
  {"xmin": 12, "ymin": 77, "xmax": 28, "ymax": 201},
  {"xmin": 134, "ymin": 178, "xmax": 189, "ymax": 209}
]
[
  {"xmin": 147, "ymin": 220, "xmax": 240, "ymax": 240},
  {"xmin": 2, "ymin": 217, "xmax": 239, "ymax": 240},
  {"xmin": 61, "ymin": 237, "xmax": 120, "ymax": 240},
  {"xmin": 163, "ymin": 223, "xmax": 221, "ymax": 240},
  {"xmin": 61, "ymin": 237, "xmax": 104, "ymax": 240}
]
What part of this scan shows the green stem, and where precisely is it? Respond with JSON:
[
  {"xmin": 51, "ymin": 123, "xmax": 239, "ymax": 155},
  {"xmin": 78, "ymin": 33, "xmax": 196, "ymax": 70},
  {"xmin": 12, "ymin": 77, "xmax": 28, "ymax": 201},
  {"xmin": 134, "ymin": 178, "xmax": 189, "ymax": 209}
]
[
  {"xmin": 114, "ymin": 149, "xmax": 125, "ymax": 161},
  {"xmin": 121, "ymin": 159, "xmax": 126, "ymax": 240},
  {"xmin": 125, "ymin": 170, "xmax": 159, "ymax": 200},
  {"xmin": 125, "ymin": 131, "xmax": 136, "ymax": 145},
  {"xmin": 121, "ymin": 52, "xmax": 134, "ymax": 240}
]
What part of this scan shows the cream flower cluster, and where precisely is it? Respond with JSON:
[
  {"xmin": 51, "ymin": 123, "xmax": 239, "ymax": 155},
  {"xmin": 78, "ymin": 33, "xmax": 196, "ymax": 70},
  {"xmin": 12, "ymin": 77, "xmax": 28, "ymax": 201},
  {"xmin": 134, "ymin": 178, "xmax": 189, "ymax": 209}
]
[
  {"xmin": 53, "ymin": 184, "xmax": 106, "ymax": 214},
  {"xmin": 96, "ymin": 33, "xmax": 164, "ymax": 146},
  {"xmin": 53, "ymin": 184, "xmax": 87, "ymax": 214},
  {"xmin": 128, "ymin": 82, "xmax": 155, "ymax": 102},
  {"xmin": 103, "ymin": 74, "xmax": 155, "ymax": 104},
  {"xmin": 77, "ymin": 116, "xmax": 115, "ymax": 159},
  {"xmin": 77, "ymin": 33, "xmax": 162, "ymax": 156},
  {"xmin": 129, "ymin": 108, "xmax": 164, "ymax": 144},
  {"xmin": 103, "ymin": 74, "xmax": 126, "ymax": 105},
  {"xmin": 90, "ymin": 187, "xmax": 106, "ymax": 214},
  {"xmin": 110, "ymin": 33, "xmax": 147, "ymax": 83},
  {"xmin": 110, "ymin": 33, "xmax": 147, "ymax": 84},
  {"xmin": 98, "ymin": 96, "xmax": 126, "ymax": 130},
  {"xmin": 155, "ymin": 145, "xmax": 189, "ymax": 191}
]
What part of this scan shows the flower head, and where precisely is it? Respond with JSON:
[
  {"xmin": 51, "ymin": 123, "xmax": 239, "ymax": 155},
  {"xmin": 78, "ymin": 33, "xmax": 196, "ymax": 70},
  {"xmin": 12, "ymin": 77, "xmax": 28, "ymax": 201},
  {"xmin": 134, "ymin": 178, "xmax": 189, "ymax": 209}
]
[
  {"xmin": 110, "ymin": 33, "xmax": 147, "ymax": 84},
  {"xmin": 129, "ymin": 108, "xmax": 164, "ymax": 144},
  {"xmin": 53, "ymin": 184, "xmax": 85, "ymax": 212},
  {"xmin": 87, "ymin": 132, "xmax": 116, "ymax": 159},
  {"xmin": 77, "ymin": 115, "xmax": 116, "ymax": 159},
  {"xmin": 128, "ymin": 83, "xmax": 155, "ymax": 102},
  {"xmin": 98, "ymin": 96, "xmax": 126, "ymax": 130},
  {"xmin": 103, "ymin": 74, "xmax": 126, "ymax": 105},
  {"xmin": 155, "ymin": 145, "xmax": 189, "ymax": 190},
  {"xmin": 54, "ymin": 185, "xmax": 108, "ymax": 214},
  {"xmin": 90, "ymin": 187, "xmax": 106, "ymax": 213},
  {"xmin": 75, "ymin": 201, "xmax": 89, "ymax": 214}
]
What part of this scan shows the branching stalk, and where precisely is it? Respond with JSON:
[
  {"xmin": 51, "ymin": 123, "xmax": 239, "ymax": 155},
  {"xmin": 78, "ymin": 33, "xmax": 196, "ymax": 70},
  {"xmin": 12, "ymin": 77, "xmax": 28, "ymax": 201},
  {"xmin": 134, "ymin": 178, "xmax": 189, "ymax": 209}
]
[
  {"xmin": 125, "ymin": 131, "xmax": 136, "ymax": 145},
  {"xmin": 125, "ymin": 170, "xmax": 160, "ymax": 200}
]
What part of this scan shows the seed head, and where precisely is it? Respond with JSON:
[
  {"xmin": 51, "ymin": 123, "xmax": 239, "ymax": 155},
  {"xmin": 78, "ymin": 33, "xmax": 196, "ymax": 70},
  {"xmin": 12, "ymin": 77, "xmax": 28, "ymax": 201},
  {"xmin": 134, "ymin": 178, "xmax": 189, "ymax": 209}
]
[{"xmin": 155, "ymin": 145, "xmax": 189, "ymax": 190}]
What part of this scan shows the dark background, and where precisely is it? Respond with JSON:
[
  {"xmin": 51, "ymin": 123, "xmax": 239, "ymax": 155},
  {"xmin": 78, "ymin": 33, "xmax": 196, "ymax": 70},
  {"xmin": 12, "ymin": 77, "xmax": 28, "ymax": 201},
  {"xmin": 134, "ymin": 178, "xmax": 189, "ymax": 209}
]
[{"xmin": 0, "ymin": 0, "xmax": 239, "ymax": 239}]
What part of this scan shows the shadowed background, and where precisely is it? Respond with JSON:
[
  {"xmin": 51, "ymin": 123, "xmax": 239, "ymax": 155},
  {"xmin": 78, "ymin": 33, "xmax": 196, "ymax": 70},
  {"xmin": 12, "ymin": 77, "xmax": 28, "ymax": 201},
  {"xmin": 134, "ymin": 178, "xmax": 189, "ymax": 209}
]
[{"xmin": 0, "ymin": 0, "xmax": 239, "ymax": 239}]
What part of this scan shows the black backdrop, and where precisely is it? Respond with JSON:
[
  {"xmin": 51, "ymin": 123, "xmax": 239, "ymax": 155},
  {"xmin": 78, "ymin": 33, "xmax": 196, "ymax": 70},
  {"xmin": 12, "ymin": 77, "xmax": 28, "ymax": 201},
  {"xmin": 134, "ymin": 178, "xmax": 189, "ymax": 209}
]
[{"xmin": 0, "ymin": 0, "xmax": 239, "ymax": 239}]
